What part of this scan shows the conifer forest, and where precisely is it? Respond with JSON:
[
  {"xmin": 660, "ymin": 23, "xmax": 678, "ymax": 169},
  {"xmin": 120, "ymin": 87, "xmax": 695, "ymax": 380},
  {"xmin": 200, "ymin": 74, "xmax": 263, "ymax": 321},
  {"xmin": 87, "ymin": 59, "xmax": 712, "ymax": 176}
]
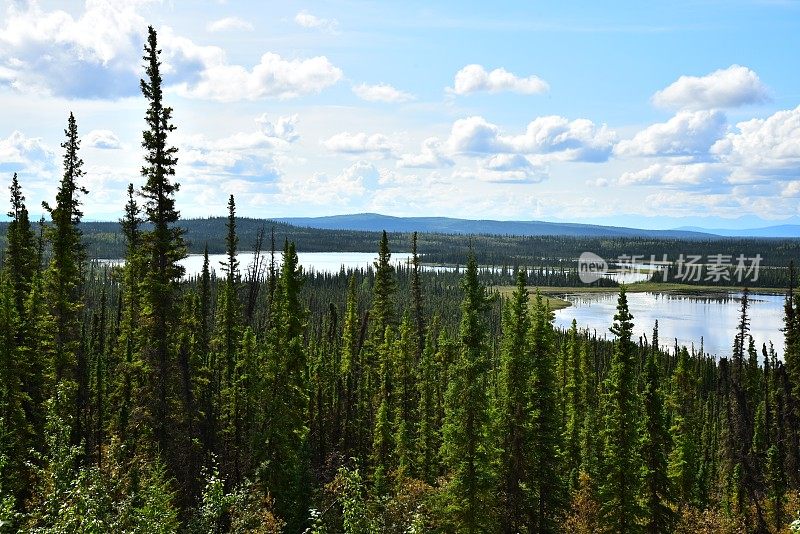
[{"xmin": 4, "ymin": 26, "xmax": 800, "ymax": 534}]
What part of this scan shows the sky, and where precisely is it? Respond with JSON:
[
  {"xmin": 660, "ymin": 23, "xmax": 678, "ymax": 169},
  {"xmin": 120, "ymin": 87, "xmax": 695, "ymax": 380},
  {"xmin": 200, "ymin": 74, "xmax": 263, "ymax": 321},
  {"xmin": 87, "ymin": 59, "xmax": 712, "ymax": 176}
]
[{"xmin": 1, "ymin": 0, "xmax": 800, "ymax": 229}]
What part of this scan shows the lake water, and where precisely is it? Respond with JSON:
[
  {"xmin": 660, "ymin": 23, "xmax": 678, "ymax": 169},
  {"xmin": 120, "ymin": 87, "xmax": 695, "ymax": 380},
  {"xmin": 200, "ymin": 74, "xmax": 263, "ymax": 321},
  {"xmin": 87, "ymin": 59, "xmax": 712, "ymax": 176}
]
[
  {"xmin": 553, "ymin": 291, "xmax": 786, "ymax": 359},
  {"xmin": 98, "ymin": 252, "xmax": 783, "ymax": 357},
  {"xmin": 99, "ymin": 251, "xmax": 416, "ymax": 276}
]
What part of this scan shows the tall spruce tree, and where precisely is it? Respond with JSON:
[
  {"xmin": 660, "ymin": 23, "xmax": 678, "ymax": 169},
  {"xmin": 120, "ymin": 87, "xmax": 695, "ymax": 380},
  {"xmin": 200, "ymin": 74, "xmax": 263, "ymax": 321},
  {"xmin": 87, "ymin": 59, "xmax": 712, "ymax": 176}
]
[
  {"xmin": 441, "ymin": 252, "xmax": 496, "ymax": 533},
  {"xmin": 43, "ymin": 113, "xmax": 88, "ymax": 388},
  {"xmin": 410, "ymin": 231, "xmax": 425, "ymax": 357},
  {"xmin": 529, "ymin": 291, "xmax": 567, "ymax": 532},
  {"xmin": 370, "ymin": 230, "xmax": 395, "ymax": 343},
  {"xmin": 5, "ymin": 174, "xmax": 36, "ymax": 319},
  {"xmin": 115, "ymin": 184, "xmax": 142, "ymax": 450},
  {"xmin": 264, "ymin": 241, "xmax": 309, "ymax": 527},
  {"xmin": 640, "ymin": 321, "xmax": 674, "ymax": 533},
  {"xmin": 564, "ymin": 319, "xmax": 584, "ymax": 490},
  {"xmin": 498, "ymin": 269, "xmax": 533, "ymax": 532},
  {"xmin": 599, "ymin": 286, "xmax": 641, "ymax": 533},
  {"xmin": 137, "ymin": 24, "xmax": 186, "ymax": 457}
]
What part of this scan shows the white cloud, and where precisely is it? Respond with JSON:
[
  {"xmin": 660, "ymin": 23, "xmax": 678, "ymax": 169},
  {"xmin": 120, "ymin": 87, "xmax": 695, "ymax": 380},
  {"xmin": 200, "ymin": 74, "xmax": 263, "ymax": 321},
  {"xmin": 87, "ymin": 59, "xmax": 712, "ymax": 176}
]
[
  {"xmin": 0, "ymin": 130, "xmax": 55, "ymax": 174},
  {"xmin": 0, "ymin": 0, "xmax": 149, "ymax": 98},
  {"xmin": 398, "ymin": 138, "xmax": 453, "ymax": 169},
  {"xmin": 781, "ymin": 181, "xmax": 800, "ymax": 198},
  {"xmin": 711, "ymin": 105, "xmax": 800, "ymax": 183},
  {"xmin": 652, "ymin": 65, "xmax": 769, "ymax": 110},
  {"xmin": 177, "ymin": 114, "xmax": 298, "ymax": 174},
  {"xmin": 171, "ymin": 46, "xmax": 343, "ymax": 101},
  {"xmin": 614, "ymin": 110, "xmax": 727, "ymax": 158},
  {"xmin": 322, "ymin": 132, "xmax": 397, "ymax": 156},
  {"xmin": 643, "ymin": 190, "xmax": 750, "ymax": 218},
  {"xmin": 450, "ymin": 64, "xmax": 549, "ymax": 95},
  {"xmin": 0, "ymin": 2, "xmax": 342, "ymax": 101},
  {"xmin": 618, "ymin": 162, "xmax": 728, "ymax": 187},
  {"xmin": 294, "ymin": 10, "xmax": 338, "ymax": 32},
  {"xmin": 477, "ymin": 153, "xmax": 547, "ymax": 183},
  {"xmin": 446, "ymin": 115, "xmax": 616, "ymax": 162},
  {"xmin": 255, "ymin": 114, "xmax": 299, "ymax": 143},
  {"xmin": 352, "ymin": 83, "xmax": 414, "ymax": 103},
  {"xmin": 207, "ymin": 17, "xmax": 254, "ymax": 32},
  {"xmin": 85, "ymin": 129, "xmax": 121, "ymax": 149},
  {"xmin": 278, "ymin": 161, "xmax": 378, "ymax": 205}
]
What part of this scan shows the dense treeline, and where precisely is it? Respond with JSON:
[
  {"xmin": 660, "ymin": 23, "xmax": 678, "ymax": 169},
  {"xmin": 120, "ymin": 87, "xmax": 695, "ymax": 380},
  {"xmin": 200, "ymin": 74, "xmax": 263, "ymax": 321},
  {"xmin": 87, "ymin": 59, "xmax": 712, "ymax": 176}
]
[
  {"xmin": 2, "ymin": 26, "xmax": 800, "ymax": 533},
  {"xmin": 2, "ymin": 218, "xmax": 797, "ymax": 271}
]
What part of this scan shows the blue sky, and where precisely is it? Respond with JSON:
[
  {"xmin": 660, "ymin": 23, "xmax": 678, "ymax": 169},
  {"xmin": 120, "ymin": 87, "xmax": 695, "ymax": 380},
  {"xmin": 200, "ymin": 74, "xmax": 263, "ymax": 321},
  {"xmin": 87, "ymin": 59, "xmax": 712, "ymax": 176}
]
[{"xmin": 1, "ymin": 0, "xmax": 800, "ymax": 229}]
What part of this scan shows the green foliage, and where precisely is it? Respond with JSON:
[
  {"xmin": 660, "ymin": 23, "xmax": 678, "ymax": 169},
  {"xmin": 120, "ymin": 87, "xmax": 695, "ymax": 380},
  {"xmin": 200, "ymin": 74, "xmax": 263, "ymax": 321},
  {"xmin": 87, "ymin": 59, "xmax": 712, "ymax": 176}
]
[
  {"xmin": 441, "ymin": 252, "xmax": 496, "ymax": 533},
  {"xmin": 640, "ymin": 323, "xmax": 675, "ymax": 533},
  {"xmin": 0, "ymin": 23, "xmax": 797, "ymax": 534},
  {"xmin": 599, "ymin": 286, "xmax": 642, "ymax": 533}
]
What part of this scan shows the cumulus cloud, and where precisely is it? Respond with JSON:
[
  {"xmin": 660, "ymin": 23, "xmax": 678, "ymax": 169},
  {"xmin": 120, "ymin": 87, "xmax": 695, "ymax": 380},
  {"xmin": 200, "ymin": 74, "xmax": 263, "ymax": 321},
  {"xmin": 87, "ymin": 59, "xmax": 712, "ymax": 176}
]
[
  {"xmin": 171, "ymin": 48, "xmax": 343, "ymax": 101},
  {"xmin": 178, "ymin": 114, "xmax": 298, "ymax": 174},
  {"xmin": 652, "ymin": 65, "xmax": 769, "ymax": 110},
  {"xmin": 294, "ymin": 10, "xmax": 338, "ymax": 32},
  {"xmin": 781, "ymin": 181, "xmax": 800, "ymax": 198},
  {"xmin": 477, "ymin": 154, "xmax": 547, "ymax": 183},
  {"xmin": 450, "ymin": 64, "xmax": 549, "ymax": 95},
  {"xmin": 0, "ymin": 0, "xmax": 149, "ymax": 98},
  {"xmin": 618, "ymin": 162, "xmax": 728, "ymax": 188},
  {"xmin": 278, "ymin": 161, "xmax": 378, "ymax": 205},
  {"xmin": 446, "ymin": 115, "xmax": 616, "ymax": 162},
  {"xmin": 616, "ymin": 105, "xmax": 800, "ymax": 192},
  {"xmin": 352, "ymin": 83, "xmax": 414, "ymax": 103},
  {"xmin": 322, "ymin": 132, "xmax": 397, "ymax": 156},
  {"xmin": 0, "ymin": 2, "xmax": 342, "ymax": 101},
  {"xmin": 85, "ymin": 129, "xmax": 122, "ymax": 149},
  {"xmin": 0, "ymin": 131, "xmax": 55, "ymax": 174},
  {"xmin": 255, "ymin": 114, "xmax": 299, "ymax": 143},
  {"xmin": 643, "ymin": 190, "xmax": 749, "ymax": 218},
  {"xmin": 614, "ymin": 110, "xmax": 727, "ymax": 158},
  {"xmin": 207, "ymin": 17, "xmax": 254, "ymax": 32},
  {"xmin": 397, "ymin": 138, "xmax": 453, "ymax": 169},
  {"xmin": 711, "ymin": 105, "xmax": 800, "ymax": 183}
]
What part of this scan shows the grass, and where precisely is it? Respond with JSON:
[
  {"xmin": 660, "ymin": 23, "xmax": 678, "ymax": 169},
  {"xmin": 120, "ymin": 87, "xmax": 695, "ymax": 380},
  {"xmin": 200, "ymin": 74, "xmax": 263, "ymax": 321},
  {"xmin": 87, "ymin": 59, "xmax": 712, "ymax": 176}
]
[{"xmin": 493, "ymin": 287, "xmax": 573, "ymax": 311}]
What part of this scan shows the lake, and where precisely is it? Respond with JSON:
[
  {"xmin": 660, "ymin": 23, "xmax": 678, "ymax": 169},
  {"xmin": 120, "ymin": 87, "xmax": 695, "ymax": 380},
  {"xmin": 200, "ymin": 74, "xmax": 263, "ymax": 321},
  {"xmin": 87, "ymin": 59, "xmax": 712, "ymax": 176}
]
[
  {"xmin": 99, "ymin": 251, "xmax": 417, "ymax": 276},
  {"xmin": 553, "ymin": 291, "xmax": 786, "ymax": 359},
  {"xmin": 98, "ymin": 253, "xmax": 784, "ymax": 358}
]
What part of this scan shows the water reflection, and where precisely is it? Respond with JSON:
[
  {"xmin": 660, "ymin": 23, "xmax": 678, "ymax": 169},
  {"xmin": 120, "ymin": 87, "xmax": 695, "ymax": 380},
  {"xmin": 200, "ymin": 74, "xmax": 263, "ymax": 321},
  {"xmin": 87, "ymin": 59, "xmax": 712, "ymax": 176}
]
[{"xmin": 553, "ymin": 291, "xmax": 785, "ymax": 358}]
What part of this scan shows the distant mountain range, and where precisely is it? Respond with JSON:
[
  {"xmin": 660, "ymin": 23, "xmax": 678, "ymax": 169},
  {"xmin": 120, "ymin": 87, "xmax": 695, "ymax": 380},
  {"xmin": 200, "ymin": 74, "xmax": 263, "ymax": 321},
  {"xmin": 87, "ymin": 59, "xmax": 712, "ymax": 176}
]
[
  {"xmin": 674, "ymin": 225, "xmax": 800, "ymax": 238},
  {"xmin": 276, "ymin": 213, "xmax": 800, "ymax": 239}
]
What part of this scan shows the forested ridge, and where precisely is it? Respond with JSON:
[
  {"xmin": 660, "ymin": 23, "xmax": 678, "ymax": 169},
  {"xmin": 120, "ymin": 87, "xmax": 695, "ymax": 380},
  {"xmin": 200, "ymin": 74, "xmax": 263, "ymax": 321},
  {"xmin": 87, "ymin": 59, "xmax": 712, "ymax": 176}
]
[
  {"xmin": 2, "ymin": 217, "xmax": 798, "ymax": 272},
  {"xmin": 2, "ymin": 26, "xmax": 800, "ymax": 533}
]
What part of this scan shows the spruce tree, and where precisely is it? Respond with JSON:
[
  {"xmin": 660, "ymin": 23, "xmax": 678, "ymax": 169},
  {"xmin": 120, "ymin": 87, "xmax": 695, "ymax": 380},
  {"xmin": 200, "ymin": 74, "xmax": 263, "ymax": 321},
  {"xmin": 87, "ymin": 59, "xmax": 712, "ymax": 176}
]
[
  {"xmin": 410, "ymin": 231, "xmax": 425, "ymax": 357},
  {"xmin": 4, "ymin": 174, "xmax": 41, "ymax": 471},
  {"xmin": 441, "ymin": 252, "xmax": 495, "ymax": 533},
  {"xmin": 498, "ymin": 269, "xmax": 533, "ymax": 532},
  {"xmin": 640, "ymin": 321, "xmax": 674, "ymax": 533},
  {"xmin": 529, "ymin": 291, "xmax": 567, "ymax": 532},
  {"xmin": 599, "ymin": 286, "xmax": 641, "ymax": 533},
  {"xmin": 137, "ymin": 25, "xmax": 186, "ymax": 463},
  {"xmin": 5, "ymin": 174, "xmax": 36, "ymax": 318},
  {"xmin": 263, "ymin": 241, "xmax": 308, "ymax": 527},
  {"xmin": 564, "ymin": 319, "xmax": 584, "ymax": 490},
  {"xmin": 115, "ymin": 184, "xmax": 142, "ymax": 450},
  {"xmin": 416, "ymin": 315, "xmax": 440, "ymax": 484},
  {"xmin": 370, "ymin": 230, "xmax": 395, "ymax": 343},
  {"xmin": 43, "ymin": 112, "xmax": 88, "ymax": 389}
]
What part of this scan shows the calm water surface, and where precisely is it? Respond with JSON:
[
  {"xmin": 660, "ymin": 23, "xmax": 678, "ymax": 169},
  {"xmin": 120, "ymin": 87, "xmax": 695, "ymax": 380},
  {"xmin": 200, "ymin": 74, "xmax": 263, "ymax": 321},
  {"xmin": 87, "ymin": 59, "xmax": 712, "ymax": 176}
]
[
  {"xmin": 100, "ymin": 252, "xmax": 416, "ymax": 275},
  {"xmin": 553, "ymin": 291, "xmax": 785, "ymax": 358}
]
